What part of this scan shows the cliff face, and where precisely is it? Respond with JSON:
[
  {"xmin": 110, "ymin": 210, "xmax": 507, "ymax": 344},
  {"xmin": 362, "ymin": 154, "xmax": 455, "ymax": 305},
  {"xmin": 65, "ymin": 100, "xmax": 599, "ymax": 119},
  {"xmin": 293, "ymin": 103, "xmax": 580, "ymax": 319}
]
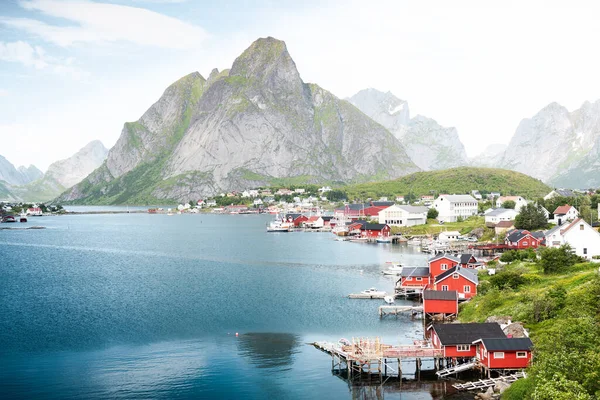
[
  {"xmin": 57, "ymin": 37, "xmax": 419, "ymax": 204},
  {"xmin": 0, "ymin": 155, "xmax": 41, "ymax": 185},
  {"xmin": 349, "ymin": 89, "xmax": 468, "ymax": 171}
]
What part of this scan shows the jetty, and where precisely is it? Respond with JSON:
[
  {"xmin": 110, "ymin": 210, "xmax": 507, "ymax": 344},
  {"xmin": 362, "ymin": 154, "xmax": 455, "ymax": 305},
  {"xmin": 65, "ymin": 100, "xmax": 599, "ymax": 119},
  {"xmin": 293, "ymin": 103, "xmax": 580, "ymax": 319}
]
[
  {"xmin": 436, "ymin": 361, "xmax": 479, "ymax": 377},
  {"xmin": 452, "ymin": 372, "xmax": 526, "ymax": 391},
  {"xmin": 313, "ymin": 338, "xmax": 443, "ymax": 380},
  {"xmin": 348, "ymin": 292, "xmax": 389, "ymax": 299},
  {"xmin": 378, "ymin": 305, "xmax": 423, "ymax": 317}
]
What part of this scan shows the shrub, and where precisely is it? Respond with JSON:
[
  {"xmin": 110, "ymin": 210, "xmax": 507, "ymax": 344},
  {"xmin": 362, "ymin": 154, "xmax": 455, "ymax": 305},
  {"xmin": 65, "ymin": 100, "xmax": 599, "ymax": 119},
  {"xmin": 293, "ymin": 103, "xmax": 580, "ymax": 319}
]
[
  {"xmin": 427, "ymin": 208, "xmax": 438, "ymax": 219},
  {"xmin": 539, "ymin": 245, "xmax": 583, "ymax": 274},
  {"xmin": 502, "ymin": 377, "xmax": 534, "ymax": 400},
  {"xmin": 501, "ymin": 250, "xmax": 518, "ymax": 262},
  {"xmin": 490, "ymin": 270, "xmax": 528, "ymax": 290}
]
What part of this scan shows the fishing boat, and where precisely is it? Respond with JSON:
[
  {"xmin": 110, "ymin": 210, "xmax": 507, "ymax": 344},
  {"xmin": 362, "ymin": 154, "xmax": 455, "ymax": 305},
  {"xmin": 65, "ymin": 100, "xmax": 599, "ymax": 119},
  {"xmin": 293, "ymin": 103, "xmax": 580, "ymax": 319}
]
[
  {"xmin": 1, "ymin": 215, "xmax": 16, "ymax": 223},
  {"xmin": 383, "ymin": 295, "xmax": 395, "ymax": 304},
  {"xmin": 266, "ymin": 214, "xmax": 293, "ymax": 232},
  {"xmin": 382, "ymin": 265, "xmax": 403, "ymax": 275},
  {"xmin": 376, "ymin": 236, "xmax": 392, "ymax": 243},
  {"xmin": 360, "ymin": 287, "xmax": 386, "ymax": 296}
]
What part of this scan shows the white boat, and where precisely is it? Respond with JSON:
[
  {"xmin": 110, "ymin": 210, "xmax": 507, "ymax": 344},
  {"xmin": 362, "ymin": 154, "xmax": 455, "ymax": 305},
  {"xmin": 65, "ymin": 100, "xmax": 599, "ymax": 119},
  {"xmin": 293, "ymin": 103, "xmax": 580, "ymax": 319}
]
[
  {"xmin": 382, "ymin": 265, "xmax": 403, "ymax": 275},
  {"xmin": 376, "ymin": 236, "xmax": 392, "ymax": 243},
  {"xmin": 360, "ymin": 287, "xmax": 386, "ymax": 296},
  {"xmin": 266, "ymin": 215, "xmax": 293, "ymax": 232},
  {"xmin": 383, "ymin": 295, "xmax": 395, "ymax": 304}
]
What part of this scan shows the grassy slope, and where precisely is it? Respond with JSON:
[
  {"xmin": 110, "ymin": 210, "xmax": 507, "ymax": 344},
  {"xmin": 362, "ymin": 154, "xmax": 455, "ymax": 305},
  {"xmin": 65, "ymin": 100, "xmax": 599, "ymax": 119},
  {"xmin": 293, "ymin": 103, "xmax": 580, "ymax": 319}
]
[
  {"xmin": 459, "ymin": 261, "xmax": 600, "ymax": 399},
  {"xmin": 345, "ymin": 167, "xmax": 551, "ymax": 200},
  {"xmin": 390, "ymin": 216, "xmax": 491, "ymax": 237}
]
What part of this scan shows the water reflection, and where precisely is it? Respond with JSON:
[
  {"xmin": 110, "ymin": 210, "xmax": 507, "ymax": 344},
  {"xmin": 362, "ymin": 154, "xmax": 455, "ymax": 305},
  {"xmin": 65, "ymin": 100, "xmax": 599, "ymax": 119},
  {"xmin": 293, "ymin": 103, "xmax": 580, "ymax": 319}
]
[{"xmin": 237, "ymin": 333, "xmax": 300, "ymax": 369}]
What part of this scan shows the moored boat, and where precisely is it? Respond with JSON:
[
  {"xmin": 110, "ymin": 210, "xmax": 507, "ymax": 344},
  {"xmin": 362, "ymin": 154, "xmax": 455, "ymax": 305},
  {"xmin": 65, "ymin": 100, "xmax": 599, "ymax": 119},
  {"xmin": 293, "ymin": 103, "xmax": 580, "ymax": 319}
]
[
  {"xmin": 376, "ymin": 236, "xmax": 392, "ymax": 243},
  {"xmin": 383, "ymin": 295, "xmax": 395, "ymax": 304},
  {"xmin": 382, "ymin": 265, "xmax": 403, "ymax": 275}
]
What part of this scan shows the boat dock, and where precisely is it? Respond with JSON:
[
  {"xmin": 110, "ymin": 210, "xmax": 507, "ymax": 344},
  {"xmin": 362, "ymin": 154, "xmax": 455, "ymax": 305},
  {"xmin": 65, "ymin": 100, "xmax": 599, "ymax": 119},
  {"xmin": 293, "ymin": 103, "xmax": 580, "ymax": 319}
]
[
  {"xmin": 378, "ymin": 305, "xmax": 423, "ymax": 317},
  {"xmin": 452, "ymin": 372, "xmax": 526, "ymax": 391}
]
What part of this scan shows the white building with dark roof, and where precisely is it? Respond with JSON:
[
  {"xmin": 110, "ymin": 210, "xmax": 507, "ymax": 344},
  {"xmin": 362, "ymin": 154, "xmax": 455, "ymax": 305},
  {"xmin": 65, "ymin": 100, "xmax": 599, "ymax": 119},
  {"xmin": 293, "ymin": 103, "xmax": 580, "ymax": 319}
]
[
  {"xmin": 378, "ymin": 204, "xmax": 428, "ymax": 227},
  {"xmin": 432, "ymin": 194, "xmax": 478, "ymax": 223}
]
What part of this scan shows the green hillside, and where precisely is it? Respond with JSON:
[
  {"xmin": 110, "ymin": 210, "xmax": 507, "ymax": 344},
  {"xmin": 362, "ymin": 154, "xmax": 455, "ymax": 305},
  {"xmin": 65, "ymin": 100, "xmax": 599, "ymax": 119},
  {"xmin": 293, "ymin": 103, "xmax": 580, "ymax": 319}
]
[{"xmin": 345, "ymin": 167, "xmax": 551, "ymax": 200}]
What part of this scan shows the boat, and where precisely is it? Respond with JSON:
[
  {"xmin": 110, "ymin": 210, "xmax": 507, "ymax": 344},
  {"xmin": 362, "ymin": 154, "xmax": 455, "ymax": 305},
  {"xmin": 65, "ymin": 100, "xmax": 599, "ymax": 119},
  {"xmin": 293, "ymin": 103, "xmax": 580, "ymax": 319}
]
[
  {"xmin": 1, "ymin": 215, "xmax": 16, "ymax": 223},
  {"xmin": 266, "ymin": 215, "xmax": 293, "ymax": 232},
  {"xmin": 360, "ymin": 287, "xmax": 386, "ymax": 296},
  {"xmin": 19, "ymin": 215, "xmax": 28, "ymax": 223},
  {"xmin": 382, "ymin": 265, "xmax": 403, "ymax": 275},
  {"xmin": 383, "ymin": 295, "xmax": 395, "ymax": 304},
  {"xmin": 376, "ymin": 236, "xmax": 392, "ymax": 243}
]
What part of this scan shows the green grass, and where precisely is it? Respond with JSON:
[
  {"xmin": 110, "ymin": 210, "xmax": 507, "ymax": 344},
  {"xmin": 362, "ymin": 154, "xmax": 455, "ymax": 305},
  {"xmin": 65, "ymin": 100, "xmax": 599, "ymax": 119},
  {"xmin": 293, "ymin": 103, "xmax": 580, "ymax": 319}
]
[
  {"xmin": 344, "ymin": 167, "xmax": 551, "ymax": 200},
  {"xmin": 390, "ymin": 216, "xmax": 489, "ymax": 236}
]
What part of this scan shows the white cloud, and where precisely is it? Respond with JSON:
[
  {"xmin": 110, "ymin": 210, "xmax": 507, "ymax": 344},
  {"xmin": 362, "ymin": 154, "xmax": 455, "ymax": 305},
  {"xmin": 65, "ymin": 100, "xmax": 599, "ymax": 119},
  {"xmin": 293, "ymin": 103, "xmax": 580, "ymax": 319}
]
[
  {"xmin": 2, "ymin": 0, "xmax": 207, "ymax": 49},
  {"xmin": 0, "ymin": 89, "xmax": 8, "ymax": 96},
  {"xmin": 0, "ymin": 40, "xmax": 89, "ymax": 80}
]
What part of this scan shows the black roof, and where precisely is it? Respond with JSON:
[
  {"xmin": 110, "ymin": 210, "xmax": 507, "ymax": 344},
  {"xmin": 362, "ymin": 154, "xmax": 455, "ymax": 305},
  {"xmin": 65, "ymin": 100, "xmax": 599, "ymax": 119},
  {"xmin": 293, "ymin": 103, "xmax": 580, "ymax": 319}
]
[
  {"xmin": 432, "ymin": 323, "xmax": 505, "ymax": 345},
  {"xmin": 531, "ymin": 231, "xmax": 545, "ymax": 239},
  {"xmin": 476, "ymin": 338, "xmax": 533, "ymax": 351},
  {"xmin": 423, "ymin": 290, "xmax": 458, "ymax": 301},
  {"xmin": 460, "ymin": 254, "xmax": 474, "ymax": 264},
  {"xmin": 506, "ymin": 229, "xmax": 529, "ymax": 242},
  {"xmin": 321, "ymin": 216, "xmax": 334, "ymax": 221},
  {"xmin": 361, "ymin": 223, "xmax": 388, "ymax": 231},
  {"xmin": 401, "ymin": 267, "xmax": 430, "ymax": 277},
  {"xmin": 371, "ymin": 201, "xmax": 395, "ymax": 207},
  {"xmin": 285, "ymin": 213, "xmax": 302, "ymax": 220}
]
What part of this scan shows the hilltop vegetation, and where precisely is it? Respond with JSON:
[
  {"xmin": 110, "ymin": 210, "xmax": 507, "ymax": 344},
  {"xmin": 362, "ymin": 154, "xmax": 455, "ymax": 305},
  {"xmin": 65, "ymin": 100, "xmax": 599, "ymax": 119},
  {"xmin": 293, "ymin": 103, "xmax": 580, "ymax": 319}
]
[
  {"xmin": 459, "ymin": 253, "xmax": 600, "ymax": 399},
  {"xmin": 344, "ymin": 167, "xmax": 550, "ymax": 200}
]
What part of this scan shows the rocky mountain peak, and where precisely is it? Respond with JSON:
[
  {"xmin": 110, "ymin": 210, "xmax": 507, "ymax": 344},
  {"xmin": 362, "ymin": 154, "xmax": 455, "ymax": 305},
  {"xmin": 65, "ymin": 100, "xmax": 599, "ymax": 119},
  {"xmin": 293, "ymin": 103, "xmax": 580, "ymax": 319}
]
[{"xmin": 46, "ymin": 141, "xmax": 108, "ymax": 189}]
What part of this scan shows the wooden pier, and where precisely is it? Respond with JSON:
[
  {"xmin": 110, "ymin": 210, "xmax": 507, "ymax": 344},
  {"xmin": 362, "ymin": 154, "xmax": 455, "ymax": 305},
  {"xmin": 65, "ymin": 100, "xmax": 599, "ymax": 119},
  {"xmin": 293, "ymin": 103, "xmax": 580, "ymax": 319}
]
[
  {"xmin": 348, "ymin": 292, "xmax": 389, "ymax": 299},
  {"xmin": 313, "ymin": 337, "xmax": 443, "ymax": 381},
  {"xmin": 378, "ymin": 305, "xmax": 423, "ymax": 317},
  {"xmin": 452, "ymin": 371, "xmax": 526, "ymax": 391}
]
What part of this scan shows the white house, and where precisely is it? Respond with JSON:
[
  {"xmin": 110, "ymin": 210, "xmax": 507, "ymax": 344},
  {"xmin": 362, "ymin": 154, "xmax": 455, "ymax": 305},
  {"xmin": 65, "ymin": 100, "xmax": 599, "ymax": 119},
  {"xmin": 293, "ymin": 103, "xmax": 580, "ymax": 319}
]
[
  {"xmin": 545, "ymin": 218, "xmax": 600, "ymax": 259},
  {"xmin": 253, "ymin": 198, "xmax": 263, "ymax": 206},
  {"xmin": 395, "ymin": 195, "xmax": 405, "ymax": 203},
  {"xmin": 294, "ymin": 188, "xmax": 306, "ymax": 194},
  {"xmin": 552, "ymin": 205, "xmax": 579, "ymax": 225},
  {"xmin": 378, "ymin": 205, "xmax": 428, "ymax": 227},
  {"xmin": 544, "ymin": 189, "xmax": 575, "ymax": 201},
  {"xmin": 432, "ymin": 194, "xmax": 478, "ymax": 223},
  {"xmin": 471, "ymin": 190, "xmax": 482, "ymax": 200},
  {"xmin": 484, "ymin": 208, "xmax": 518, "ymax": 226},
  {"xmin": 495, "ymin": 196, "xmax": 528, "ymax": 212},
  {"xmin": 438, "ymin": 230, "xmax": 461, "ymax": 242},
  {"xmin": 206, "ymin": 199, "xmax": 217, "ymax": 207}
]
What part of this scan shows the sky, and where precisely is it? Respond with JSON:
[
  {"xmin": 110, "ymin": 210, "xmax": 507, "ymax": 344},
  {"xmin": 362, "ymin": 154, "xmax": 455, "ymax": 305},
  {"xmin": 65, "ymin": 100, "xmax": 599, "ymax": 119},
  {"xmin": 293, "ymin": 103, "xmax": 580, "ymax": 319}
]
[{"xmin": 2, "ymin": 0, "xmax": 600, "ymax": 171}]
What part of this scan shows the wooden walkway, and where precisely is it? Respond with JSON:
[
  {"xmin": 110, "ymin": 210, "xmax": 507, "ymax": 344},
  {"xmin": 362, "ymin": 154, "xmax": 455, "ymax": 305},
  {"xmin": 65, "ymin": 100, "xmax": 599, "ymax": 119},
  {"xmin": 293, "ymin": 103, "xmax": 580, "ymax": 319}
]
[
  {"xmin": 452, "ymin": 372, "xmax": 526, "ymax": 391},
  {"xmin": 436, "ymin": 360, "xmax": 478, "ymax": 377},
  {"xmin": 378, "ymin": 305, "xmax": 423, "ymax": 317},
  {"xmin": 348, "ymin": 292, "xmax": 389, "ymax": 299}
]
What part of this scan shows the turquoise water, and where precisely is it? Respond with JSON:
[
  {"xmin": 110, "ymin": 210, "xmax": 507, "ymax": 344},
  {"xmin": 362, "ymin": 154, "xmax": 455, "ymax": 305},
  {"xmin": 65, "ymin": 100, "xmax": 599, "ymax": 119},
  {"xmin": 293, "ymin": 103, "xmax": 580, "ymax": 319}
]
[{"xmin": 0, "ymin": 212, "xmax": 455, "ymax": 399}]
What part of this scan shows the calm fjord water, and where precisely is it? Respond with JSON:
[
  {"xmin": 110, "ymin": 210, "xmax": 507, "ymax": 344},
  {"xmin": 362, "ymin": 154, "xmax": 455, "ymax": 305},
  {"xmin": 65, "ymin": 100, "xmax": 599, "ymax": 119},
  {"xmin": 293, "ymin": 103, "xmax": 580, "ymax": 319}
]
[{"xmin": 1, "ymin": 212, "xmax": 450, "ymax": 399}]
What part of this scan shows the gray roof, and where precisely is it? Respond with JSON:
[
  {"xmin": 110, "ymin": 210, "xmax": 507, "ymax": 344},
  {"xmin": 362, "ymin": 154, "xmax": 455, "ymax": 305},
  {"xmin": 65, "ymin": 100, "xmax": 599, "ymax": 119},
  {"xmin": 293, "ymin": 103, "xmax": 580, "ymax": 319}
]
[
  {"xmin": 435, "ymin": 266, "xmax": 479, "ymax": 284},
  {"xmin": 438, "ymin": 195, "xmax": 478, "ymax": 203},
  {"xmin": 555, "ymin": 189, "xmax": 575, "ymax": 197},
  {"xmin": 432, "ymin": 323, "xmax": 505, "ymax": 345},
  {"xmin": 401, "ymin": 267, "xmax": 430, "ymax": 277},
  {"xmin": 397, "ymin": 205, "xmax": 429, "ymax": 214},
  {"xmin": 423, "ymin": 290, "xmax": 458, "ymax": 301},
  {"xmin": 545, "ymin": 224, "xmax": 563, "ymax": 237},
  {"xmin": 485, "ymin": 208, "xmax": 516, "ymax": 217},
  {"xmin": 475, "ymin": 338, "xmax": 533, "ymax": 351},
  {"xmin": 428, "ymin": 253, "xmax": 460, "ymax": 263}
]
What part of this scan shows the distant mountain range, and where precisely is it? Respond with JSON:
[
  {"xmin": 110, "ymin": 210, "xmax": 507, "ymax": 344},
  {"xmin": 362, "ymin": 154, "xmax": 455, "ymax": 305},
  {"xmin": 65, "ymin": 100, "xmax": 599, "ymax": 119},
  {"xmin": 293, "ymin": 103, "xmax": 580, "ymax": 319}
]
[
  {"xmin": 0, "ymin": 141, "xmax": 108, "ymax": 202},
  {"xmin": 349, "ymin": 89, "xmax": 468, "ymax": 171}
]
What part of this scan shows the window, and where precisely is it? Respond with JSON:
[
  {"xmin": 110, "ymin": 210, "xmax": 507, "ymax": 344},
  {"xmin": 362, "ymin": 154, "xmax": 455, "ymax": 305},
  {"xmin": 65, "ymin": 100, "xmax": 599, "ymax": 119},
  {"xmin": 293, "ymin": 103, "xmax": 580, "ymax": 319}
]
[
  {"xmin": 416, "ymin": 277, "xmax": 422, "ymax": 281},
  {"xmin": 464, "ymin": 285, "xmax": 471, "ymax": 293},
  {"xmin": 523, "ymin": 241, "xmax": 528, "ymax": 246},
  {"xmin": 580, "ymin": 224, "xmax": 584, "ymax": 230},
  {"xmin": 457, "ymin": 345, "xmax": 470, "ymax": 352},
  {"xmin": 516, "ymin": 351, "xmax": 527, "ymax": 358},
  {"xmin": 453, "ymin": 273, "xmax": 459, "ymax": 279},
  {"xmin": 584, "ymin": 248, "xmax": 588, "ymax": 255},
  {"xmin": 406, "ymin": 277, "xmax": 412, "ymax": 281},
  {"xmin": 441, "ymin": 263, "xmax": 448, "ymax": 270},
  {"xmin": 483, "ymin": 349, "xmax": 488, "ymax": 358},
  {"xmin": 493, "ymin": 352, "xmax": 505, "ymax": 359},
  {"xmin": 442, "ymin": 285, "xmax": 449, "ymax": 291}
]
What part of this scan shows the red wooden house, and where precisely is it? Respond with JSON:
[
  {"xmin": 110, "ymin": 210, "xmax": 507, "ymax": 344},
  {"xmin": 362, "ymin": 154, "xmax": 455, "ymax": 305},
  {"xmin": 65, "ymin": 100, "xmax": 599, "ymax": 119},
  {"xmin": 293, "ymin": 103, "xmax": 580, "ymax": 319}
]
[
  {"xmin": 359, "ymin": 222, "xmax": 391, "ymax": 238},
  {"xmin": 422, "ymin": 290, "xmax": 458, "ymax": 317},
  {"xmin": 428, "ymin": 254, "xmax": 460, "ymax": 280},
  {"xmin": 398, "ymin": 267, "xmax": 431, "ymax": 289},
  {"xmin": 285, "ymin": 213, "xmax": 308, "ymax": 227},
  {"xmin": 433, "ymin": 266, "xmax": 478, "ymax": 300},
  {"xmin": 429, "ymin": 323, "xmax": 505, "ymax": 359},
  {"xmin": 473, "ymin": 337, "xmax": 533, "ymax": 370},
  {"xmin": 459, "ymin": 254, "xmax": 482, "ymax": 269},
  {"xmin": 504, "ymin": 229, "xmax": 543, "ymax": 249}
]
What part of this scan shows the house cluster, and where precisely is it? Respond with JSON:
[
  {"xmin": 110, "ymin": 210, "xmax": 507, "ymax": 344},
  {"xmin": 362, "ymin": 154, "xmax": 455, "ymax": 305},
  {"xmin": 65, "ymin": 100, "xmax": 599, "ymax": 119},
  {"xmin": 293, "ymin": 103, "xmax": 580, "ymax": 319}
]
[{"xmin": 398, "ymin": 253, "xmax": 481, "ymax": 309}]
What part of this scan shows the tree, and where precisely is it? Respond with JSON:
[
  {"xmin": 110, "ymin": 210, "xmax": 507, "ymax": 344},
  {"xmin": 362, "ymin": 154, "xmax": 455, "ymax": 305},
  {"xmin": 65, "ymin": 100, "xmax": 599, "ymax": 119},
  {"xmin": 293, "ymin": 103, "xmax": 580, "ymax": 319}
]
[
  {"xmin": 539, "ymin": 244, "xmax": 582, "ymax": 274},
  {"xmin": 427, "ymin": 208, "xmax": 439, "ymax": 219},
  {"xmin": 325, "ymin": 190, "xmax": 347, "ymax": 202},
  {"xmin": 502, "ymin": 200, "xmax": 516, "ymax": 209},
  {"xmin": 515, "ymin": 203, "xmax": 548, "ymax": 230}
]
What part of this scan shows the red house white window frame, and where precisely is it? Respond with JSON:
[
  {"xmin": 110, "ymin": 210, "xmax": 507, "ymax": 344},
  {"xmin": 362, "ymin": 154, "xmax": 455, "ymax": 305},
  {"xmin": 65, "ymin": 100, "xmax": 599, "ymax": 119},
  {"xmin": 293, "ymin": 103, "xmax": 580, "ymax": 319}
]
[
  {"xmin": 457, "ymin": 345, "xmax": 471, "ymax": 352},
  {"xmin": 493, "ymin": 352, "xmax": 505, "ymax": 359},
  {"xmin": 516, "ymin": 351, "xmax": 527, "ymax": 358},
  {"xmin": 464, "ymin": 285, "xmax": 471, "ymax": 293},
  {"xmin": 441, "ymin": 263, "xmax": 448, "ymax": 270}
]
